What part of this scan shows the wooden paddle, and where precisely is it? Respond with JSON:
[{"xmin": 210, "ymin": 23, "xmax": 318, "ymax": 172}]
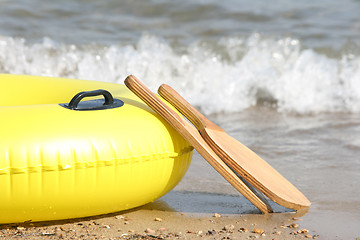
[
  {"xmin": 158, "ymin": 84, "xmax": 311, "ymax": 210},
  {"xmin": 124, "ymin": 75, "xmax": 272, "ymax": 213}
]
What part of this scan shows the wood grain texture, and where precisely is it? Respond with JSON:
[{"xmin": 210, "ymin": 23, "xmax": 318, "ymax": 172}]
[
  {"xmin": 158, "ymin": 84, "xmax": 311, "ymax": 210},
  {"xmin": 124, "ymin": 75, "xmax": 272, "ymax": 213}
]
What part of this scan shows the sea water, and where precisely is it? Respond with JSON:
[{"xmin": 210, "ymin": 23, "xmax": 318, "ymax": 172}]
[{"xmin": 0, "ymin": 0, "xmax": 359, "ymax": 239}]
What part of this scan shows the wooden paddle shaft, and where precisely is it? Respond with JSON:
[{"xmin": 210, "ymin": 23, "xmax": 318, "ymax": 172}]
[{"xmin": 158, "ymin": 85, "xmax": 222, "ymax": 131}]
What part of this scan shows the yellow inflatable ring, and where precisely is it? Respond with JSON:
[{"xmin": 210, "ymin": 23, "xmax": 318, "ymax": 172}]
[{"xmin": 0, "ymin": 74, "xmax": 193, "ymax": 224}]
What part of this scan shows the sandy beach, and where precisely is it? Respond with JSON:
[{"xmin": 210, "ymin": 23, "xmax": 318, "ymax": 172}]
[{"xmin": 0, "ymin": 201, "xmax": 317, "ymax": 240}]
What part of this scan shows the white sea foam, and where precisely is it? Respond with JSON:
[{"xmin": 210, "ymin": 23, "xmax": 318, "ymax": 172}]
[{"xmin": 0, "ymin": 34, "xmax": 359, "ymax": 114}]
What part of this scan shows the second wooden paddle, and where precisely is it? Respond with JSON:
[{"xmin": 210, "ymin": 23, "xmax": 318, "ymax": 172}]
[
  {"xmin": 158, "ymin": 84, "xmax": 311, "ymax": 210},
  {"xmin": 124, "ymin": 75, "xmax": 272, "ymax": 213}
]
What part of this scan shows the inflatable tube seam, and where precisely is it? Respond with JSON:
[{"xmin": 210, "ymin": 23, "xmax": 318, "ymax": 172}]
[{"xmin": 0, "ymin": 146, "xmax": 193, "ymax": 175}]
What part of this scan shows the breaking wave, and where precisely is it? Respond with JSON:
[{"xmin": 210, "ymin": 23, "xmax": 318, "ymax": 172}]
[{"xmin": 0, "ymin": 34, "xmax": 359, "ymax": 114}]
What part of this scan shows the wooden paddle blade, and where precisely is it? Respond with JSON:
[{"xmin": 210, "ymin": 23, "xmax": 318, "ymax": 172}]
[
  {"xmin": 158, "ymin": 84, "xmax": 311, "ymax": 210},
  {"xmin": 205, "ymin": 130, "xmax": 310, "ymax": 210},
  {"xmin": 124, "ymin": 75, "xmax": 273, "ymax": 213}
]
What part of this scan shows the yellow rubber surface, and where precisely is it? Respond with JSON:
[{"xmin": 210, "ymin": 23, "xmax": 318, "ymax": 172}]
[{"xmin": 0, "ymin": 74, "xmax": 193, "ymax": 224}]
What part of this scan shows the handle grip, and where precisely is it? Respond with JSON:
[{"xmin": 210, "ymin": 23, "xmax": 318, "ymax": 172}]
[
  {"xmin": 60, "ymin": 89, "xmax": 124, "ymax": 111},
  {"xmin": 69, "ymin": 89, "xmax": 113, "ymax": 109}
]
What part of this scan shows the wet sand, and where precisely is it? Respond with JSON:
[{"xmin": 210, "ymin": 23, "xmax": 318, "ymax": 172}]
[{"xmin": 0, "ymin": 198, "xmax": 316, "ymax": 240}]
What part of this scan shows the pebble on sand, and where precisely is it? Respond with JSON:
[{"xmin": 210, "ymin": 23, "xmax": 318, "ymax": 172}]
[
  {"xmin": 239, "ymin": 227, "xmax": 248, "ymax": 233},
  {"xmin": 253, "ymin": 228, "xmax": 264, "ymax": 234},
  {"xmin": 289, "ymin": 223, "xmax": 299, "ymax": 228},
  {"xmin": 145, "ymin": 228, "xmax": 156, "ymax": 234},
  {"xmin": 223, "ymin": 224, "xmax": 235, "ymax": 232}
]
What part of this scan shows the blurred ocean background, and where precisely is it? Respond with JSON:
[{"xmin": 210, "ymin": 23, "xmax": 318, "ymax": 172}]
[{"xmin": 0, "ymin": 0, "xmax": 359, "ymax": 239}]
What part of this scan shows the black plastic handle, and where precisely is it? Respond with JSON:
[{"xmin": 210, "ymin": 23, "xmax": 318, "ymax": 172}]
[
  {"xmin": 60, "ymin": 89, "xmax": 124, "ymax": 111},
  {"xmin": 68, "ymin": 89, "xmax": 113, "ymax": 110}
]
